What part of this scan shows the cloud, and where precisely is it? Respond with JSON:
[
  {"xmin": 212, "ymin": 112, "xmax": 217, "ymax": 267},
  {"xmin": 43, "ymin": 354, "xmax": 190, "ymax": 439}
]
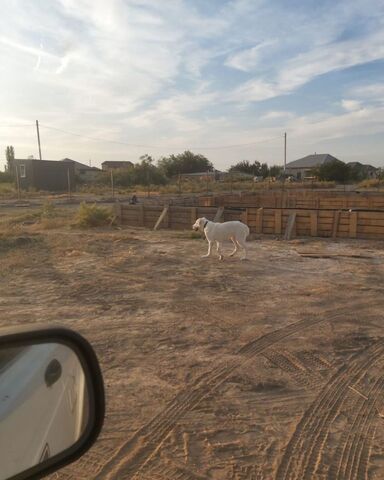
[
  {"xmin": 341, "ymin": 99, "xmax": 362, "ymax": 112},
  {"xmin": 349, "ymin": 83, "xmax": 384, "ymax": 103},
  {"xmin": 225, "ymin": 40, "xmax": 277, "ymax": 72},
  {"xmin": 288, "ymin": 106, "xmax": 384, "ymax": 142},
  {"xmin": 261, "ymin": 111, "xmax": 295, "ymax": 120},
  {"xmin": 278, "ymin": 30, "xmax": 384, "ymax": 92},
  {"xmin": 0, "ymin": 0, "xmax": 383, "ymax": 170},
  {"xmin": 230, "ymin": 27, "xmax": 384, "ymax": 103}
]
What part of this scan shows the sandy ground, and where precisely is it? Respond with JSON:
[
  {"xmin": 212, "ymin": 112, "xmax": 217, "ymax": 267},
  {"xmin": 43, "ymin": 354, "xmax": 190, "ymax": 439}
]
[{"xmin": 1, "ymin": 225, "xmax": 384, "ymax": 479}]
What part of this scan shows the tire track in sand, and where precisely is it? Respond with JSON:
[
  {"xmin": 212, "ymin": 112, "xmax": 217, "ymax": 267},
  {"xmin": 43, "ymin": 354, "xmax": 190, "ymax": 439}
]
[
  {"xmin": 275, "ymin": 340, "xmax": 384, "ymax": 480},
  {"xmin": 95, "ymin": 307, "xmax": 360, "ymax": 480},
  {"xmin": 327, "ymin": 378, "xmax": 384, "ymax": 480}
]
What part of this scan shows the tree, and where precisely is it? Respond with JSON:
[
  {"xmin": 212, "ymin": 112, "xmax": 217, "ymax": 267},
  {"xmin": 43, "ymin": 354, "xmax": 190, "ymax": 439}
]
[
  {"xmin": 5, "ymin": 146, "xmax": 14, "ymax": 171},
  {"xmin": 106, "ymin": 155, "xmax": 168, "ymax": 187},
  {"xmin": 260, "ymin": 163, "xmax": 269, "ymax": 178},
  {"xmin": 228, "ymin": 160, "xmax": 262, "ymax": 176},
  {"xmin": 311, "ymin": 160, "xmax": 350, "ymax": 182},
  {"xmin": 158, "ymin": 151, "xmax": 213, "ymax": 177},
  {"xmin": 269, "ymin": 165, "xmax": 283, "ymax": 177}
]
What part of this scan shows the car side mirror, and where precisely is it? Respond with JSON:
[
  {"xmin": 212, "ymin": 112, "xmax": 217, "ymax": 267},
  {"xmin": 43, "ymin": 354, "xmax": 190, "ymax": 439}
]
[{"xmin": 0, "ymin": 326, "xmax": 105, "ymax": 480}]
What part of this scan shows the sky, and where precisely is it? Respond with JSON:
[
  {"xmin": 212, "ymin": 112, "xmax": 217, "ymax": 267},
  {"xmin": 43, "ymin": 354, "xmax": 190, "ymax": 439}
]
[{"xmin": 0, "ymin": 0, "xmax": 383, "ymax": 171}]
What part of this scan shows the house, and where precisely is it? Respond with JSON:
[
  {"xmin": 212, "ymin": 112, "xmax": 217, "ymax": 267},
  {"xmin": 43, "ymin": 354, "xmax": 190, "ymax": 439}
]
[
  {"xmin": 285, "ymin": 154, "xmax": 341, "ymax": 179},
  {"xmin": 347, "ymin": 162, "xmax": 378, "ymax": 180},
  {"xmin": 9, "ymin": 159, "xmax": 75, "ymax": 192},
  {"xmin": 61, "ymin": 158, "xmax": 101, "ymax": 183},
  {"xmin": 101, "ymin": 161, "xmax": 134, "ymax": 171}
]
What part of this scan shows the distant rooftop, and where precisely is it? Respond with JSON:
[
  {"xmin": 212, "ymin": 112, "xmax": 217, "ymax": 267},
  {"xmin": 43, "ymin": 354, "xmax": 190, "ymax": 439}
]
[
  {"xmin": 61, "ymin": 158, "xmax": 101, "ymax": 171},
  {"xmin": 101, "ymin": 161, "xmax": 134, "ymax": 168},
  {"xmin": 286, "ymin": 154, "xmax": 341, "ymax": 169}
]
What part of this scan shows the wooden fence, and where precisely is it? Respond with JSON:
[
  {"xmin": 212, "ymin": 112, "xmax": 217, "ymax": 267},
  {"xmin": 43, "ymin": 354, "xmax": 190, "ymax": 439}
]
[
  {"xmin": 115, "ymin": 204, "xmax": 219, "ymax": 230},
  {"xmin": 115, "ymin": 203, "xmax": 384, "ymax": 240},
  {"xmin": 199, "ymin": 191, "xmax": 384, "ymax": 210}
]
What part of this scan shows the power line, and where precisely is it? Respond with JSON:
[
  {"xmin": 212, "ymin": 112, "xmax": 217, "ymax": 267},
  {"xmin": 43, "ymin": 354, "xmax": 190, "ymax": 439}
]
[
  {"xmin": 39, "ymin": 123, "xmax": 282, "ymax": 150},
  {"xmin": 0, "ymin": 124, "xmax": 35, "ymax": 127}
]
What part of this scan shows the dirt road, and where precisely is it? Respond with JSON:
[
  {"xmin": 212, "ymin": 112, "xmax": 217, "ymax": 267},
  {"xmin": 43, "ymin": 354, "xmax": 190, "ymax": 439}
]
[{"xmin": 1, "ymin": 226, "xmax": 384, "ymax": 479}]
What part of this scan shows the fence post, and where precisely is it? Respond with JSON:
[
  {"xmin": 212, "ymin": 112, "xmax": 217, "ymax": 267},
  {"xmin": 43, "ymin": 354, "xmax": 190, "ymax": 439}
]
[
  {"xmin": 241, "ymin": 208, "xmax": 249, "ymax": 226},
  {"xmin": 349, "ymin": 211, "xmax": 358, "ymax": 238},
  {"xmin": 139, "ymin": 204, "xmax": 145, "ymax": 227},
  {"xmin": 191, "ymin": 207, "xmax": 197, "ymax": 224},
  {"xmin": 256, "ymin": 207, "xmax": 263, "ymax": 234},
  {"xmin": 310, "ymin": 210, "xmax": 318, "ymax": 237},
  {"xmin": 114, "ymin": 203, "xmax": 122, "ymax": 225},
  {"xmin": 274, "ymin": 209, "xmax": 282, "ymax": 235},
  {"xmin": 332, "ymin": 210, "xmax": 341, "ymax": 239}
]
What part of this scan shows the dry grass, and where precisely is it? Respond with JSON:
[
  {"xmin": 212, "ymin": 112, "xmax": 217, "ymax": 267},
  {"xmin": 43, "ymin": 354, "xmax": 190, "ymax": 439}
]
[
  {"xmin": 0, "ymin": 183, "xmax": 14, "ymax": 196},
  {"xmin": 358, "ymin": 178, "xmax": 384, "ymax": 189}
]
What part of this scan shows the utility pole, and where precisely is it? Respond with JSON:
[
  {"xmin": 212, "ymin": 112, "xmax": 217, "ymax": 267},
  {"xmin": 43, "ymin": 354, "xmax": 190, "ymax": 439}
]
[
  {"xmin": 15, "ymin": 166, "xmax": 21, "ymax": 200},
  {"xmin": 111, "ymin": 170, "xmax": 114, "ymax": 199},
  {"xmin": 36, "ymin": 120, "xmax": 42, "ymax": 160},
  {"xmin": 282, "ymin": 132, "xmax": 287, "ymax": 208},
  {"xmin": 67, "ymin": 168, "xmax": 71, "ymax": 200}
]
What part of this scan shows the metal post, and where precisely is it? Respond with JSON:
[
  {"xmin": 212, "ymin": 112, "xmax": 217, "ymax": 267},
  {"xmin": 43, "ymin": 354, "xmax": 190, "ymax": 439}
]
[
  {"xmin": 282, "ymin": 131, "xmax": 287, "ymax": 206},
  {"xmin": 67, "ymin": 168, "xmax": 71, "ymax": 200},
  {"xmin": 15, "ymin": 166, "xmax": 20, "ymax": 200},
  {"xmin": 146, "ymin": 165, "xmax": 150, "ymax": 198},
  {"xmin": 111, "ymin": 170, "xmax": 114, "ymax": 199},
  {"xmin": 36, "ymin": 120, "xmax": 42, "ymax": 160}
]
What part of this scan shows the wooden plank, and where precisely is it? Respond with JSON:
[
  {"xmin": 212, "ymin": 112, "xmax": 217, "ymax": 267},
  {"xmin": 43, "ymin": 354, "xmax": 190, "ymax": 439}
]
[
  {"xmin": 357, "ymin": 225, "xmax": 384, "ymax": 234},
  {"xmin": 256, "ymin": 208, "xmax": 263, "ymax": 233},
  {"xmin": 310, "ymin": 210, "xmax": 318, "ymax": 237},
  {"xmin": 153, "ymin": 206, "xmax": 169, "ymax": 230},
  {"xmin": 190, "ymin": 207, "xmax": 197, "ymax": 225},
  {"xmin": 332, "ymin": 210, "xmax": 341, "ymax": 239},
  {"xmin": 354, "ymin": 211, "xmax": 384, "ymax": 219},
  {"xmin": 213, "ymin": 206, "xmax": 224, "ymax": 222},
  {"xmin": 274, "ymin": 210, "xmax": 282, "ymax": 234},
  {"xmin": 349, "ymin": 211, "xmax": 357, "ymax": 238},
  {"xmin": 283, "ymin": 212, "xmax": 296, "ymax": 240},
  {"xmin": 241, "ymin": 208, "xmax": 249, "ymax": 225},
  {"xmin": 357, "ymin": 219, "xmax": 384, "ymax": 227},
  {"xmin": 139, "ymin": 204, "xmax": 145, "ymax": 227}
]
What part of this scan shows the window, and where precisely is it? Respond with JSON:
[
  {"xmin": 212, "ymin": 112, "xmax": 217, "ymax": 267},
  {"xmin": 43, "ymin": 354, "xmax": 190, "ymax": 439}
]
[{"xmin": 19, "ymin": 164, "xmax": 26, "ymax": 178}]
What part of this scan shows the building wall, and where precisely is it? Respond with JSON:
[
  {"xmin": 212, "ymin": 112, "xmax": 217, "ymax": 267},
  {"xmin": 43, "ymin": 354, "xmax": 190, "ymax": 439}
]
[
  {"xmin": 285, "ymin": 168, "xmax": 311, "ymax": 179},
  {"xmin": 77, "ymin": 169, "xmax": 101, "ymax": 182},
  {"xmin": 10, "ymin": 159, "xmax": 75, "ymax": 192}
]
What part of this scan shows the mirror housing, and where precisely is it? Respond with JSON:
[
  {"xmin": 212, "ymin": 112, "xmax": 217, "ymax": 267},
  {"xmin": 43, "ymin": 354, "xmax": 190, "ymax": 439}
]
[{"xmin": 0, "ymin": 325, "xmax": 105, "ymax": 480}]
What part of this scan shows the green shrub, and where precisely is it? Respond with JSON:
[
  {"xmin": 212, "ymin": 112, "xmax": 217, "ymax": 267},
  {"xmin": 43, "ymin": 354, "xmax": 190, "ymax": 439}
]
[
  {"xmin": 75, "ymin": 203, "xmax": 114, "ymax": 227},
  {"xmin": 40, "ymin": 201, "xmax": 56, "ymax": 218},
  {"xmin": 0, "ymin": 183, "xmax": 14, "ymax": 196},
  {"xmin": 0, "ymin": 171, "xmax": 12, "ymax": 183}
]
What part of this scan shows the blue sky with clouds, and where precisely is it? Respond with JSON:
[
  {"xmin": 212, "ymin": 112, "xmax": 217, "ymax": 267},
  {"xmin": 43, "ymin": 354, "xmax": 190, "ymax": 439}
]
[{"xmin": 0, "ymin": 0, "xmax": 383, "ymax": 170}]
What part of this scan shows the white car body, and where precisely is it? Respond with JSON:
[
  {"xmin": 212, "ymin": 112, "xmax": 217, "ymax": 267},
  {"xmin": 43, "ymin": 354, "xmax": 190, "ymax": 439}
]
[{"xmin": 0, "ymin": 343, "xmax": 86, "ymax": 480}]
